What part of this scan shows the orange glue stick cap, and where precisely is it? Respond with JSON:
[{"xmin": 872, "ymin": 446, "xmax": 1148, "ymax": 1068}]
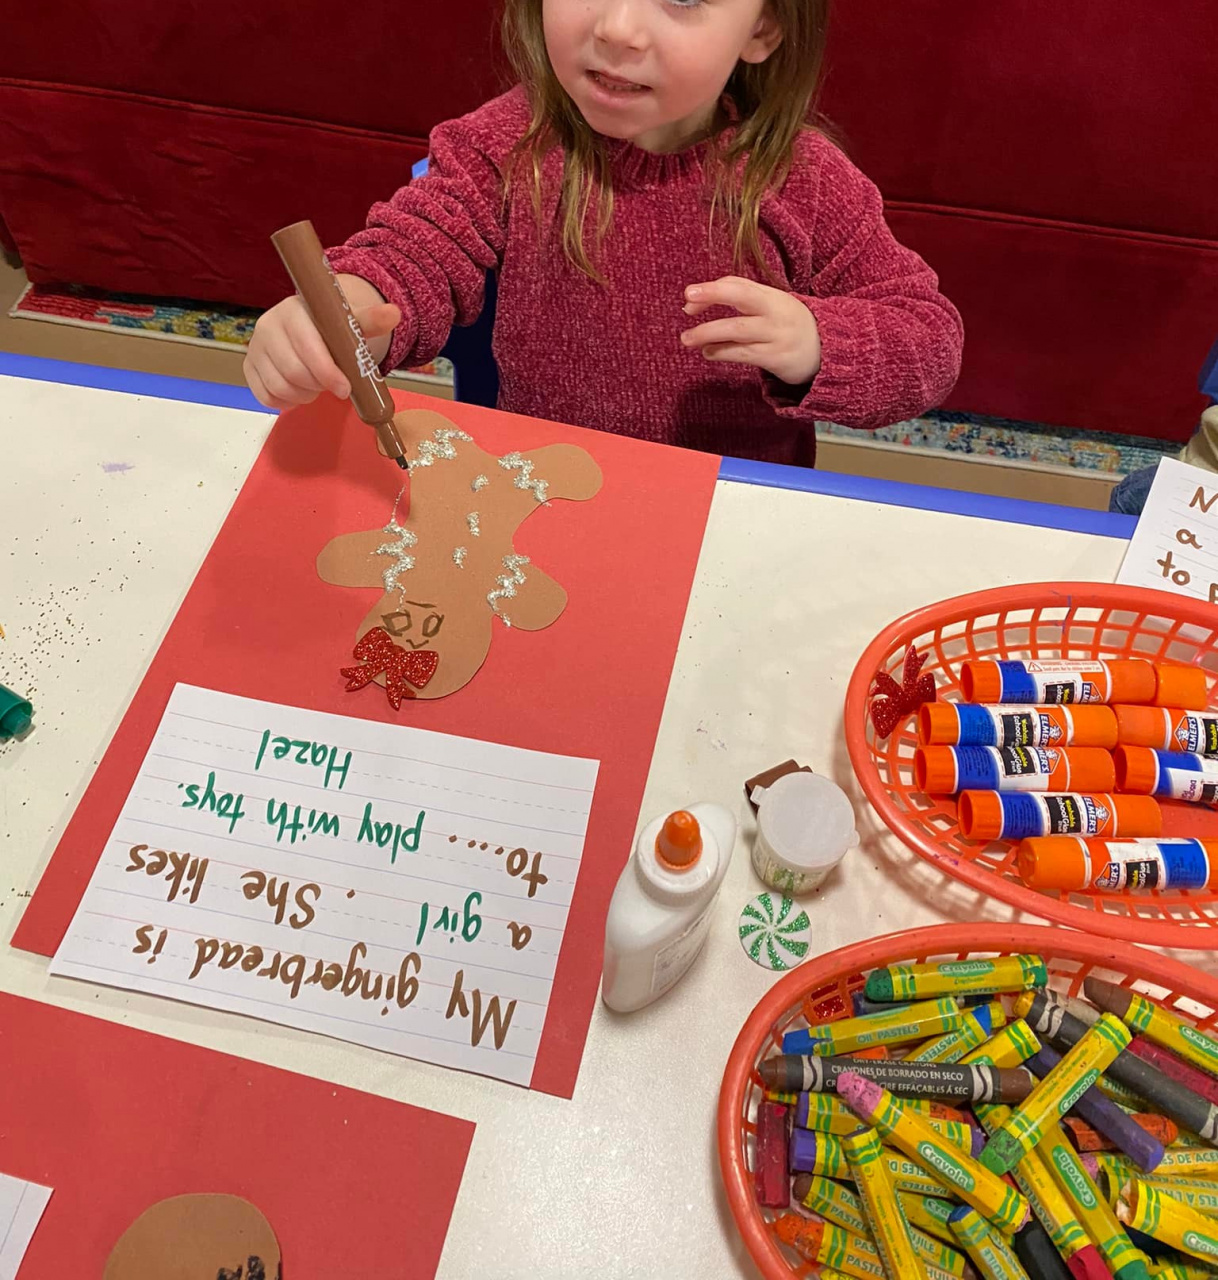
[
  {"xmin": 1017, "ymin": 838, "xmax": 1091, "ymax": 890},
  {"xmin": 1115, "ymin": 706, "xmax": 1174, "ymax": 749},
  {"xmin": 1114, "ymin": 746, "xmax": 1158, "ymax": 794},
  {"xmin": 655, "ymin": 810, "xmax": 702, "ymax": 870},
  {"xmin": 920, "ymin": 703, "xmax": 960, "ymax": 745},
  {"xmin": 1153, "ymin": 664, "xmax": 1209, "ymax": 709}
]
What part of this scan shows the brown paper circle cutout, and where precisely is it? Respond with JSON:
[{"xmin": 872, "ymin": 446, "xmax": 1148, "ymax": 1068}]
[{"xmin": 104, "ymin": 1193, "xmax": 281, "ymax": 1280}]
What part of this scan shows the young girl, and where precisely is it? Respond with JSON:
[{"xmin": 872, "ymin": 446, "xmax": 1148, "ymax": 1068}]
[{"xmin": 245, "ymin": 0, "xmax": 963, "ymax": 465}]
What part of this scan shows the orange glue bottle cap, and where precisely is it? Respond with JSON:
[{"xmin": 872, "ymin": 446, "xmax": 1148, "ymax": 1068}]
[
  {"xmin": 1114, "ymin": 746, "xmax": 1158, "ymax": 794},
  {"xmin": 655, "ymin": 810, "xmax": 702, "ymax": 870},
  {"xmin": 1153, "ymin": 664, "xmax": 1208, "ymax": 709}
]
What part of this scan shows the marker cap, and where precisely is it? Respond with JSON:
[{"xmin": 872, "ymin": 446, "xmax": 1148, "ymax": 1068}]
[
  {"xmin": 1153, "ymin": 664, "xmax": 1208, "ymax": 709},
  {"xmin": 656, "ymin": 810, "xmax": 702, "ymax": 870},
  {"xmin": 1114, "ymin": 746, "xmax": 1158, "ymax": 795}
]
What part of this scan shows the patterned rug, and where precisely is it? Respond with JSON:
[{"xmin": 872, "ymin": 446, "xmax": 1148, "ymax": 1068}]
[
  {"xmin": 9, "ymin": 281, "xmax": 454, "ymax": 387},
  {"xmin": 10, "ymin": 281, "xmax": 1181, "ymax": 476}
]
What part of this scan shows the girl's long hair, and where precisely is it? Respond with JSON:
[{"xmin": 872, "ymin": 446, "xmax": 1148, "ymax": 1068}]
[{"xmin": 502, "ymin": 0, "xmax": 832, "ymax": 280}]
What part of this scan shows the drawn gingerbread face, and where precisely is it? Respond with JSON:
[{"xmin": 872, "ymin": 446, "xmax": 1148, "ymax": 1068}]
[{"xmin": 318, "ymin": 410, "xmax": 602, "ymax": 702}]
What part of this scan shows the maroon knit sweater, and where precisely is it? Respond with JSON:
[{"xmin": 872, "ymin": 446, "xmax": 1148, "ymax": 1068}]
[{"xmin": 328, "ymin": 88, "xmax": 963, "ymax": 464}]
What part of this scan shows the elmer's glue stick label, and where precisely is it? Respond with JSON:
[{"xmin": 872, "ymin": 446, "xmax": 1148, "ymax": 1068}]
[
  {"xmin": 1116, "ymin": 706, "xmax": 1218, "ymax": 756},
  {"xmin": 916, "ymin": 746, "xmax": 1116, "ymax": 796},
  {"xmin": 1115, "ymin": 747, "xmax": 1218, "ymax": 803},
  {"xmin": 959, "ymin": 792, "xmax": 1160, "ymax": 842},
  {"xmin": 920, "ymin": 704, "xmax": 1117, "ymax": 749},
  {"xmin": 962, "ymin": 659, "xmax": 1156, "ymax": 706}
]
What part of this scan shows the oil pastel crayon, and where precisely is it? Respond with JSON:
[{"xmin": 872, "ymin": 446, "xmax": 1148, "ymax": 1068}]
[
  {"xmin": 962, "ymin": 791, "xmax": 1162, "ymax": 842},
  {"xmin": 1128, "ymin": 1038, "xmax": 1218, "ymax": 1107},
  {"xmin": 866, "ymin": 955, "xmax": 1049, "ymax": 1003},
  {"xmin": 1030, "ymin": 1043, "xmax": 1166, "ymax": 1172},
  {"xmin": 1086, "ymin": 979, "xmax": 1218, "ymax": 1083},
  {"xmin": 921, "ymin": 702, "xmax": 1119, "ymax": 749},
  {"xmin": 758, "ymin": 1052, "xmax": 1036, "ymax": 1102},
  {"xmin": 1013, "ymin": 1218, "xmax": 1075, "ymax": 1280},
  {"xmin": 788, "ymin": 1130, "xmax": 954, "ymax": 1195},
  {"xmin": 793, "ymin": 1173, "xmax": 968, "ymax": 1276},
  {"xmin": 1016, "ymin": 990, "xmax": 1218, "ymax": 1146},
  {"xmin": 852, "ymin": 1045, "xmax": 892, "ymax": 1060},
  {"xmin": 837, "ymin": 1071, "xmax": 1030, "ymax": 1233},
  {"xmin": 843, "ymin": 1126, "xmax": 931, "ymax": 1279},
  {"xmin": 1095, "ymin": 1147, "xmax": 1218, "ymax": 1182},
  {"xmin": 1018, "ymin": 837, "xmax": 1218, "ymax": 893},
  {"xmin": 1099, "ymin": 1170, "xmax": 1218, "ymax": 1217},
  {"xmin": 791, "ymin": 1091, "xmax": 978, "ymax": 1148},
  {"xmin": 1116, "ymin": 748, "xmax": 1218, "ymax": 803},
  {"xmin": 782, "ymin": 996, "xmax": 963, "ymax": 1056},
  {"xmin": 962, "ymin": 659, "xmax": 1166, "ymax": 707},
  {"xmin": 1115, "ymin": 706, "xmax": 1218, "ymax": 756},
  {"xmin": 981, "ymin": 1014, "xmax": 1133, "ymax": 1176},
  {"xmin": 790, "ymin": 1111, "xmax": 979, "ymax": 1167},
  {"xmin": 917, "ymin": 746, "xmax": 1116, "ymax": 796},
  {"xmin": 754, "ymin": 1099, "xmax": 789, "ymax": 1206},
  {"xmin": 851, "ymin": 989, "xmax": 993, "ymax": 1016},
  {"xmin": 948, "ymin": 1205, "xmax": 1033, "ymax": 1279},
  {"xmin": 774, "ymin": 1213, "xmax": 953, "ymax": 1280},
  {"xmin": 1062, "ymin": 1113, "xmax": 1178, "ymax": 1157},
  {"xmin": 1040, "ymin": 1120, "xmax": 1154, "ymax": 1280},
  {"xmin": 907, "ymin": 1003, "xmax": 998, "ymax": 1064},
  {"xmin": 900, "ymin": 1193, "xmax": 962, "ymax": 1245},
  {"xmin": 1118, "ymin": 1179, "xmax": 1218, "ymax": 1266}
]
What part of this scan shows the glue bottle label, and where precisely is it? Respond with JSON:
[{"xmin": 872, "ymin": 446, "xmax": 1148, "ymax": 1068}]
[
  {"xmin": 1094, "ymin": 839, "xmax": 1211, "ymax": 891},
  {"xmin": 997, "ymin": 660, "xmax": 1110, "ymax": 705},
  {"xmin": 651, "ymin": 906, "xmax": 713, "ymax": 997},
  {"xmin": 1153, "ymin": 752, "xmax": 1218, "ymax": 803}
]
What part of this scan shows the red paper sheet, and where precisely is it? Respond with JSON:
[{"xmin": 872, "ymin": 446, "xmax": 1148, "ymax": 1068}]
[
  {"xmin": 0, "ymin": 992, "xmax": 473, "ymax": 1277},
  {"xmin": 14, "ymin": 391, "xmax": 721, "ymax": 1097}
]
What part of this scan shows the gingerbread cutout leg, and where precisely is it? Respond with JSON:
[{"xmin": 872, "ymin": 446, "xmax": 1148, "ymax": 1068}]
[
  {"xmin": 320, "ymin": 410, "xmax": 602, "ymax": 702},
  {"xmin": 104, "ymin": 1193, "xmax": 281, "ymax": 1280}
]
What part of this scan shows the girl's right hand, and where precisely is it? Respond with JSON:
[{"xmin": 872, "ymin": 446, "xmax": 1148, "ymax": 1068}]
[{"xmin": 243, "ymin": 289, "xmax": 402, "ymax": 411}]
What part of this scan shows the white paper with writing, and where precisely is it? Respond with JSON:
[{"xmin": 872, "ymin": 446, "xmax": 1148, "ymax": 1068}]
[
  {"xmin": 1118, "ymin": 458, "xmax": 1218, "ymax": 607},
  {"xmin": 0, "ymin": 1173, "xmax": 52, "ymax": 1280},
  {"xmin": 51, "ymin": 684, "xmax": 599, "ymax": 1086}
]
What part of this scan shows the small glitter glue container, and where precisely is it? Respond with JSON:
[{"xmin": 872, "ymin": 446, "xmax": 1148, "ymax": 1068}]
[
  {"xmin": 750, "ymin": 772, "xmax": 858, "ymax": 895},
  {"xmin": 0, "ymin": 684, "xmax": 32, "ymax": 738}
]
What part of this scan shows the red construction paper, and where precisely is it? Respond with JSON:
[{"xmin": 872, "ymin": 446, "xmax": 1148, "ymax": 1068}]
[
  {"xmin": 0, "ymin": 992, "xmax": 473, "ymax": 1278},
  {"xmin": 13, "ymin": 390, "xmax": 721, "ymax": 1097}
]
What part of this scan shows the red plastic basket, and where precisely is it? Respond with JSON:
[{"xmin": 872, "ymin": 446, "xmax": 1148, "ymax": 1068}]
[
  {"xmin": 717, "ymin": 923, "xmax": 1218, "ymax": 1279},
  {"xmin": 844, "ymin": 582, "xmax": 1218, "ymax": 948}
]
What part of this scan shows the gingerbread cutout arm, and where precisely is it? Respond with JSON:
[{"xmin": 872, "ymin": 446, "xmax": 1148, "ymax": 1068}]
[
  {"xmin": 501, "ymin": 564, "xmax": 568, "ymax": 631},
  {"xmin": 522, "ymin": 444, "xmax": 603, "ymax": 502},
  {"xmin": 317, "ymin": 531, "xmax": 390, "ymax": 587}
]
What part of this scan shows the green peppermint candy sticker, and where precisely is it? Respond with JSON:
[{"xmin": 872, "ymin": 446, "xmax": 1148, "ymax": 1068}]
[{"xmin": 738, "ymin": 893, "xmax": 812, "ymax": 971}]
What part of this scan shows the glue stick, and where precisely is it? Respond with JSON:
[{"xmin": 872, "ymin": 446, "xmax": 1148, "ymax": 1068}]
[
  {"xmin": 1115, "ymin": 748, "xmax": 1218, "ymax": 803},
  {"xmin": 959, "ymin": 792, "xmax": 1161, "ymax": 842},
  {"xmin": 1116, "ymin": 707, "xmax": 1218, "ymax": 755},
  {"xmin": 962, "ymin": 660, "xmax": 1157, "ymax": 706},
  {"xmin": 916, "ymin": 746, "xmax": 1116, "ymax": 796},
  {"xmin": 1017, "ymin": 838, "xmax": 1218, "ymax": 892},
  {"xmin": 920, "ymin": 703, "xmax": 1118, "ymax": 749}
]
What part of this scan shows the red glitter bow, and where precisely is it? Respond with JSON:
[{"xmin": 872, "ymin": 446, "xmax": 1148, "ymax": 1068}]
[
  {"xmin": 868, "ymin": 644, "xmax": 936, "ymax": 739},
  {"xmin": 341, "ymin": 627, "xmax": 438, "ymax": 710}
]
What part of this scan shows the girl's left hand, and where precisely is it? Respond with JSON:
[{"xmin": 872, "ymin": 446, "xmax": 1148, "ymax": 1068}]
[{"xmin": 681, "ymin": 277, "xmax": 822, "ymax": 387}]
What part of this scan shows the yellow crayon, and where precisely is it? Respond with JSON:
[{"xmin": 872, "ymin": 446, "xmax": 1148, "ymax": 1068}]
[
  {"xmin": 1120, "ymin": 1178, "xmax": 1218, "ymax": 1265},
  {"xmin": 774, "ymin": 1214, "xmax": 916, "ymax": 1280},
  {"xmin": 785, "ymin": 997, "xmax": 963, "ymax": 1056},
  {"xmin": 980, "ymin": 1013, "xmax": 1132, "ymax": 1175},
  {"xmin": 798, "ymin": 1092, "xmax": 876, "ymax": 1135},
  {"xmin": 900, "ymin": 1192, "xmax": 960, "ymax": 1244},
  {"xmin": 908, "ymin": 1003, "xmax": 1007, "ymax": 1065},
  {"xmin": 961, "ymin": 1019, "xmax": 1043, "ymax": 1071},
  {"xmin": 1041, "ymin": 1120, "xmax": 1153, "ymax": 1280},
  {"xmin": 837, "ymin": 1072, "xmax": 1029, "ymax": 1234},
  {"xmin": 1100, "ymin": 1147, "xmax": 1218, "ymax": 1181},
  {"xmin": 1085, "ymin": 978, "xmax": 1218, "ymax": 1083},
  {"xmin": 844, "ymin": 1127, "xmax": 930, "ymax": 1280},
  {"xmin": 1113, "ymin": 1174, "xmax": 1218, "ymax": 1217},
  {"xmin": 795, "ymin": 1172, "xmax": 967, "ymax": 1277},
  {"xmin": 948, "ymin": 1205, "xmax": 1032, "ymax": 1280},
  {"xmin": 865, "ymin": 955, "xmax": 1048, "ymax": 1003},
  {"xmin": 798, "ymin": 1130, "xmax": 955, "ymax": 1195}
]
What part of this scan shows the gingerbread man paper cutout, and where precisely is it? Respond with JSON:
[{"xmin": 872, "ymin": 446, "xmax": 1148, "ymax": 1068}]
[{"xmin": 319, "ymin": 409, "xmax": 602, "ymax": 701}]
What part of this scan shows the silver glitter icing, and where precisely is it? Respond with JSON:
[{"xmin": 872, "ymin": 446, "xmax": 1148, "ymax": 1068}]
[
  {"xmin": 487, "ymin": 553, "xmax": 530, "ymax": 626},
  {"xmin": 498, "ymin": 451, "xmax": 549, "ymax": 503},
  {"xmin": 453, "ymin": 546, "xmax": 468, "ymax": 568},
  {"xmin": 472, "ymin": 474, "xmax": 490, "ymax": 491},
  {"xmin": 376, "ymin": 486, "xmax": 417, "ymax": 593},
  {"xmin": 407, "ymin": 426, "xmax": 473, "ymax": 470},
  {"xmin": 466, "ymin": 512, "xmax": 481, "ymax": 538}
]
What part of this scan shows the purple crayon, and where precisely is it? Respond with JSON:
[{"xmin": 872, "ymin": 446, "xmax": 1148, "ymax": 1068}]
[{"xmin": 1027, "ymin": 1045, "xmax": 1164, "ymax": 1173}]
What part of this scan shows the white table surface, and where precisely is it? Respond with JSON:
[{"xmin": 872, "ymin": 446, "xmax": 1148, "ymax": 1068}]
[{"xmin": 0, "ymin": 368, "xmax": 1133, "ymax": 1278}]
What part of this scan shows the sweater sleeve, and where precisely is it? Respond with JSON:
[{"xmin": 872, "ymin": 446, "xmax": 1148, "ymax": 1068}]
[
  {"xmin": 325, "ymin": 91, "xmax": 525, "ymax": 373},
  {"xmin": 760, "ymin": 134, "xmax": 964, "ymax": 430}
]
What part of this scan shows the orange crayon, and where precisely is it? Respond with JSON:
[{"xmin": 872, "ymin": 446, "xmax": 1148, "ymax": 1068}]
[
  {"xmin": 1062, "ymin": 1113, "xmax": 1178, "ymax": 1154},
  {"xmin": 916, "ymin": 746, "xmax": 1115, "ymax": 796}
]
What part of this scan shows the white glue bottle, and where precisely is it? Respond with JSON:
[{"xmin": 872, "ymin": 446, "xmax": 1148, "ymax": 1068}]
[{"xmin": 601, "ymin": 804, "xmax": 737, "ymax": 1013}]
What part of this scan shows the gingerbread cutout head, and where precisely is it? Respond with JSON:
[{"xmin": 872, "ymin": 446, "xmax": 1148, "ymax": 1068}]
[
  {"xmin": 319, "ymin": 409, "xmax": 602, "ymax": 702},
  {"xmin": 104, "ymin": 1193, "xmax": 281, "ymax": 1280}
]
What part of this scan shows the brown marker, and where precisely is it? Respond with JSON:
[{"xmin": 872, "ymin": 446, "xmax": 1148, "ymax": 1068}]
[{"xmin": 271, "ymin": 220, "xmax": 408, "ymax": 469}]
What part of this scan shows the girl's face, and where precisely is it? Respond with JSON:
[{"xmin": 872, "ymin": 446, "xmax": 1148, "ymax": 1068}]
[{"xmin": 543, "ymin": 0, "xmax": 781, "ymax": 153}]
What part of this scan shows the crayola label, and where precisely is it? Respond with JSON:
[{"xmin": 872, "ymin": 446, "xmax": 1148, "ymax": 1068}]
[
  {"xmin": 996, "ymin": 792, "xmax": 1114, "ymax": 838},
  {"xmin": 1094, "ymin": 839, "xmax": 1211, "ymax": 890},
  {"xmin": 1151, "ymin": 751, "xmax": 1218, "ymax": 803},
  {"xmin": 994, "ymin": 660, "xmax": 1111, "ymax": 705},
  {"xmin": 954, "ymin": 746, "xmax": 1062, "ymax": 792}
]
